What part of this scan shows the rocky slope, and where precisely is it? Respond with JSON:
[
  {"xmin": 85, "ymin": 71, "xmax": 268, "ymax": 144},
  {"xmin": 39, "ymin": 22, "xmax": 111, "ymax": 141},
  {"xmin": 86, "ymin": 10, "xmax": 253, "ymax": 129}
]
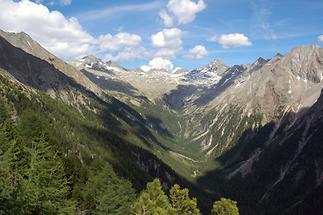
[
  {"xmin": 206, "ymin": 89, "xmax": 323, "ymax": 214},
  {"xmin": 0, "ymin": 30, "xmax": 100, "ymax": 94},
  {"xmin": 71, "ymin": 56, "xmax": 186, "ymax": 100}
]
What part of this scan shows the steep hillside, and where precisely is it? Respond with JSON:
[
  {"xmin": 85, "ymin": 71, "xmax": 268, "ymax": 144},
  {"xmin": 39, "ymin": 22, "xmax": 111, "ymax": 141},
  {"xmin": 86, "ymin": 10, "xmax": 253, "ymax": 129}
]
[
  {"xmin": 0, "ymin": 30, "xmax": 100, "ymax": 94},
  {"xmin": 197, "ymin": 89, "xmax": 323, "ymax": 214}
]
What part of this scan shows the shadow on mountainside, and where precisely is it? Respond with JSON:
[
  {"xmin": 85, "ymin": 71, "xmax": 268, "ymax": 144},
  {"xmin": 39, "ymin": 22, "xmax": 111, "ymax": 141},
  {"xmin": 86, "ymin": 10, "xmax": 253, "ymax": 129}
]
[
  {"xmin": 100, "ymin": 97, "xmax": 173, "ymax": 150},
  {"xmin": 163, "ymin": 66, "xmax": 247, "ymax": 110},
  {"xmin": 146, "ymin": 115, "xmax": 174, "ymax": 139},
  {"xmin": 0, "ymin": 35, "xmax": 83, "ymax": 91},
  {"xmin": 195, "ymin": 106, "xmax": 323, "ymax": 215},
  {"xmin": 80, "ymin": 69, "xmax": 139, "ymax": 96},
  {"xmin": 0, "ymin": 35, "xmax": 176, "ymax": 151},
  {"xmin": 193, "ymin": 66, "xmax": 246, "ymax": 106},
  {"xmin": 81, "ymin": 120, "xmax": 213, "ymax": 213}
]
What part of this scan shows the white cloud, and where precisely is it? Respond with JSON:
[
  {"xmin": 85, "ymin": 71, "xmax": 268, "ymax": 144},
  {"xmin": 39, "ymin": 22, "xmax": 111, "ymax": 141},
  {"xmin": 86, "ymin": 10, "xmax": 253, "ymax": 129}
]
[
  {"xmin": 106, "ymin": 47, "xmax": 147, "ymax": 62},
  {"xmin": 0, "ymin": 0, "xmax": 146, "ymax": 61},
  {"xmin": 318, "ymin": 35, "xmax": 323, "ymax": 42},
  {"xmin": 141, "ymin": 57, "xmax": 174, "ymax": 72},
  {"xmin": 152, "ymin": 28, "xmax": 182, "ymax": 48},
  {"xmin": 0, "ymin": 0, "xmax": 94, "ymax": 59},
  {"xmin": 218, "ymin": 33, "xmax": 252, "ymax": 48},
  {"xmin": 61, "ymin": 0, "xmax": 72, "ymax": 6},
  {"xmin": 159, "ymin": 10, "xmax": 174, "ymax": 27},
  {"xmin": 151, "ymin": 28, "xmax": 183, "ymax": 58},
  {"xmin": 186, "ymin": 45, "xmax": 208, "ymax": 59},
  {"xmin": 160, "ymin": 0, "xmax": 206, "ymax": 26},
  {"xmin": 98, "ymin": 32, "xmax": 141, "ymax": 52},
  {"xmin": 208, "ymin": 35, "xmax": 218, "ymax": 42}
]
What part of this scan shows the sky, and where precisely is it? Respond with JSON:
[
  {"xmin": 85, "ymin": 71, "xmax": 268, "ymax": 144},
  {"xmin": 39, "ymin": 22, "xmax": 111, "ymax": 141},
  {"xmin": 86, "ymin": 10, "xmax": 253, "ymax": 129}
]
[{"xmin": 0, "ymin": 0, "xmax": 322, "ymax": 71}]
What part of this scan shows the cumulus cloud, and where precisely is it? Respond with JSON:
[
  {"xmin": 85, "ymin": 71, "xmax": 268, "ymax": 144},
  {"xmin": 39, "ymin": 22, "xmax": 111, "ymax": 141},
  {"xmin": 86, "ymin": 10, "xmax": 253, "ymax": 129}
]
[
  {"xmin": 160, "ymin": 0, "xmax": 206, "ymax": 26},
  {"xmin": 0, "ymin": 0, "xmax": 146, "ymax": 61},
  {"xmin": 185, "ymin": 45, "xmax": 208, "ymax": 59},
  {"xmin": 318, "ymin": 35, "xmax": 323, "ymax": 42},
  {"xmin": 106, "ymin": 47, "xmax": 147, "ymax": 62},
  {"xmin": 141, "ymin": 57, "xmax": 174, "ymax": 72},
  {"xmin": 218, "ymin": 33, "xmax": 252, "ymax": 48},
  {"xmin": 151, "ymin": 28, "xmax": 183, "ymax": 58},
  {"xmin": 98, "ymin": 32, "xmax": 141, "ymax": 52},
  {"xmin": 0, "ymin": 0, "xmax": 93, "ymax": 59}
]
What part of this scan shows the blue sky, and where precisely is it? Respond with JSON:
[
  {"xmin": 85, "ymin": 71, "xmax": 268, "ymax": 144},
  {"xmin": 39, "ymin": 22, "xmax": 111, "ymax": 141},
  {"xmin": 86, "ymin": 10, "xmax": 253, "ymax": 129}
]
[{"xmin": 0, "ymin": 0, "xmax": 322, "ymax": 70}]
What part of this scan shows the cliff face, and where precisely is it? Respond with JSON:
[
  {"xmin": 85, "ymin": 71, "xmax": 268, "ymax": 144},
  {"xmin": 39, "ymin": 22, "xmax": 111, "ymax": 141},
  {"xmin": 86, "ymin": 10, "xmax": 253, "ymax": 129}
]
[{"xmin": 217, "ymin": 89, "xmax": 323, "ymax": 214}]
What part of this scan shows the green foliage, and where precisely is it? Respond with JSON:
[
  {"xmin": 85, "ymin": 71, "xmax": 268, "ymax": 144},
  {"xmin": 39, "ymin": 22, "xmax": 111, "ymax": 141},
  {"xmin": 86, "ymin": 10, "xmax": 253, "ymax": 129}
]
[
  {"xmin": 211, "ymin": 198, "xmax": 239, "ymax": 215},
  {"xmin": 0, "ymin": 100, "xmax": 9, "ymax": 123},
  {"xmin": 0, "ymin": 75, "xmax": 141, "ymax": 214},
  {"xmin": 132, "ymin": 179, "xmax": 176, "ymax": 215},
  {"xmin": 0, "ymin": 132, "xmax": 75, "ymax": 214},
  {"xmin": 169, "ymin": 184, "xmax": 200, "ymax": 215},
  {"xmin": 83, "ymin": 159, "xmax": 135, "ymax": 215}
]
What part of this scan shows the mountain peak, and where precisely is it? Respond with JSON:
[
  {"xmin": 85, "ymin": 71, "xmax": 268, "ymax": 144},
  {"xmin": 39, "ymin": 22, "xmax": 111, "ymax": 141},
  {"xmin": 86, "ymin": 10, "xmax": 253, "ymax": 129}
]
[
  {"xmin": 274, "ymin": 53, "xmax": 284, "ymax": 58},
  {"xmin": 105, "ymin": 60, "xmax": 123, "ymax": 69},
  {"xmin": 253, "ymin": 57, "xmax": 268, "ymax": 65},
  {"xmin": 82, "ymin": 55, "xmax": 102, "ymax": 62},
  {"xmin": 282, "ymin": 45, "xmax": 323, "ymax": 83},
  {"xmin": 210, "ymin": 59, "xmax": 226, "ymax": 66}
]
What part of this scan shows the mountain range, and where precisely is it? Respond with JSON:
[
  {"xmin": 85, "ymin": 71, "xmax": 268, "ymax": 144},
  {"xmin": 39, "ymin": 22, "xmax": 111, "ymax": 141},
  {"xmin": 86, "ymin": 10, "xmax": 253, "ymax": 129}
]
[{"xmin": 0, "ymin": 29, "xmax": 322, "ymax": 214}]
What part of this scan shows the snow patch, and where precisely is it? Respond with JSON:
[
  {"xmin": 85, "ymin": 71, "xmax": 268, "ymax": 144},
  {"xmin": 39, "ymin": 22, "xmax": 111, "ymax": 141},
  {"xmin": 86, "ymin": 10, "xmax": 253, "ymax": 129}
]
[{"xmin": 227, "ymin": 149, "xmax": 262, "ymax": 179}]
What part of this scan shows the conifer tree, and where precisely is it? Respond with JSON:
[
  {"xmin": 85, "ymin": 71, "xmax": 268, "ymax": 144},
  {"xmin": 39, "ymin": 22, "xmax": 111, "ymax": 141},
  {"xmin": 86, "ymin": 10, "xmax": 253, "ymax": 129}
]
[
  {"xmin": 132, "ymin": 179, "xmax": 175, "ymax": 215},
  {"xmin": 169, "ymin": 184, "xmax": 200, "ymax": 215},
  {"xmin": 17, "ymin": 137, "xmax": 75, "ymax": 214},
  {"xmin": 83, "ymin": 159, "xmax": 135, "ymax": 215},
  {"xmin": 211, "ymin": 198, "xmax": 239, "ymax": 215}
]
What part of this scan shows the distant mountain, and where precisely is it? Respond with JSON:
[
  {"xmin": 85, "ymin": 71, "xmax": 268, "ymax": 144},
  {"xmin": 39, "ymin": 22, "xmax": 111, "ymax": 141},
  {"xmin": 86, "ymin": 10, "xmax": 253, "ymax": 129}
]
[
  {"xmin": 71, "ymin": 56, "xmax": 187, "ymax": 100},
  {"xmin": 1, "ymin": 29, "xmax": 323, "ymax": 214},
  {"xmin": 186, "ymin": 60, "xmax": 229, "ymax": 86}
]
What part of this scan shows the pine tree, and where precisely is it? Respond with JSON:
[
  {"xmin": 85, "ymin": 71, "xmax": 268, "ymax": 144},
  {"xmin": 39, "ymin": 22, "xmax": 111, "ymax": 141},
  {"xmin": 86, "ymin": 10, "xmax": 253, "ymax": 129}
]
[
  {"xmin": 132, "ymin": 179, "xmax": 175, "ymax": 215},
  {"xmin": 169, "ymin": 184, "xmax": 200, "ymax": 215},
  {"xmin": 83, "ymin": 159, "xmax": 136, "ymax": 215},
  {"xmin": 17, "ymin": 137, "xmax": 76, "ymax": 214},
  {"xmin": 211, "ymin": 198, "xmax": 239, "ymax": 215}
]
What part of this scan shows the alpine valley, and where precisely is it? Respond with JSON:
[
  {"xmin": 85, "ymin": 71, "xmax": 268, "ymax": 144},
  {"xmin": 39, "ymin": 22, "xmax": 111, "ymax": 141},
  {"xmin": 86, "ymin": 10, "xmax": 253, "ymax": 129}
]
[{"xmin": 0, "ymin": 29, "xmax": 323, "ymax": 214}]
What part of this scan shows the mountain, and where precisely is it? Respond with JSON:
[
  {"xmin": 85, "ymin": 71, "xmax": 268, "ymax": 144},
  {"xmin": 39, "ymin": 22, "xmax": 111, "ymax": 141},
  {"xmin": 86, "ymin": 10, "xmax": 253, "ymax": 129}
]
[
  {"xmin": 186, "ymin": 60, "xmax": 229, "ymax": 86},
  {"xmin": 1, "ymin": 29, "xmax": 323, "ymax": 214},
  {"xmin": 0, "ymin": 30, "xmax": 100, "ymax": 94},
  {"xmin": 0, "ymin": 31, "xmax": 203, "ymax": 214},
  {"xmin": 206, "ymin": 89, "xmax": 323, "ymax": 214},
  {"xmin": 71, "ymin": 55, "xmax": 187, "ymax": 100}
]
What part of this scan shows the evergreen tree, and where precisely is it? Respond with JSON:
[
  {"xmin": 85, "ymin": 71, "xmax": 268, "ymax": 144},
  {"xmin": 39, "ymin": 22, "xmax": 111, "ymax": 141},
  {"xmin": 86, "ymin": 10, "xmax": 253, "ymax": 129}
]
[
  {"xmin": 169, "ymin": 184, "xmax": 200, "ymax": 215},
  {"xmin": 132, "ymin": 179, "xmax": 175, "ymax": 215},
  {"xmin": 211, "ymin": 198, "xmax": 239, "ymax": 215},
  {"xmin": 83, "ymin": 159, "xmax": 135, "ymax": 215},
  {"xmin": 18, "ymin": 137, "xmax": 75, "ymax": 214}
]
